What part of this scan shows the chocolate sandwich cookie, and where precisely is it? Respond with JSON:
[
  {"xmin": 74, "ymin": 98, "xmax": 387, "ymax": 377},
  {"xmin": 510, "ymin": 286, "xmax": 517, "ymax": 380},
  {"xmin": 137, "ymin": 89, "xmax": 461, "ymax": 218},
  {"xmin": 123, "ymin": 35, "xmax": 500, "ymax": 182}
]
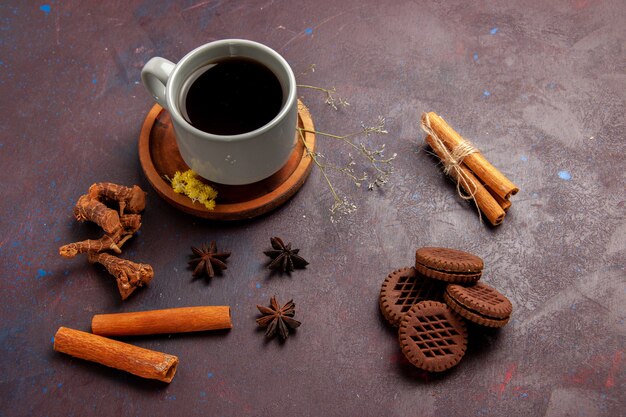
[
  {"xmin": 444, "ymin": 282, "xmax": 513, "ymax": 328},
  {"xmin": 398, "ymin": 301, "xmax": 468, "ymax": 372},
  {"xmin": 415, "ymin": 247, "xmax": 483, "ymax": 283},
  {"xmin": 379, "ymin": 267, "xmax": 446, "ymax": 327}
]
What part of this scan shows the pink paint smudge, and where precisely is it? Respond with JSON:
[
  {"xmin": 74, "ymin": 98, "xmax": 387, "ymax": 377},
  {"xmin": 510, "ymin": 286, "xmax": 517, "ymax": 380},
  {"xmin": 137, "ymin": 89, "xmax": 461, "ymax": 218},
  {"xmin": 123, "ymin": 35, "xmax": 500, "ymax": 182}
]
[
  {"xmin": 605, "ymin": 350, "xmax": 622, "ymax": 389},
  {"xmin": 572, "ymin": 0, "xmax": 600, "ymax": 9},
  {"xmin": 498, "ymin": 363, "xmax": 517, "ymax": 399}
]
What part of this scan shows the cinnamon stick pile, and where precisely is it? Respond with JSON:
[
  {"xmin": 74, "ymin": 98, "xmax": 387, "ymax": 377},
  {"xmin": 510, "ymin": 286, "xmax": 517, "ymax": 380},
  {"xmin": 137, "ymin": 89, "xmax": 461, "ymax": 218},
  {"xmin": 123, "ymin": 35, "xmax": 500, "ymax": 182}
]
[
  {"xmin": 59, "ymin": 182, "xmax": 153, "ymax": 299},
  {"xmin": 54, "ymin": 306, "xmax": 232, "ymax": 383},
  {"xmin": 422, "ymin": 112, "xmax": 519, "ymax": 226}
]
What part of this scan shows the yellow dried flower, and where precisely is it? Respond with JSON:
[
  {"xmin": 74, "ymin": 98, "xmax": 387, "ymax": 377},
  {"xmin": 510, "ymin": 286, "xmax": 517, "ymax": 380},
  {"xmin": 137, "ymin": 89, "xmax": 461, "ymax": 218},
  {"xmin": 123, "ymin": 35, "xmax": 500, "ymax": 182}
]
[{"xmin": 169, "ymin": 169, "xmax": 218, "ymax": 210}]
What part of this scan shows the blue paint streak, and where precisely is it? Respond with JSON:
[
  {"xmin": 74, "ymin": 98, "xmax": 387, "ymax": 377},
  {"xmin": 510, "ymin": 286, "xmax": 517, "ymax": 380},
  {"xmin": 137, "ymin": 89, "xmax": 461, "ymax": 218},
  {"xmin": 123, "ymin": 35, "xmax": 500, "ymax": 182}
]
[
  {"xmin": 255, "ymin": 283, "xmax": 261, "ymax": 289},
  {"xmin": 304, "ymin": 28, "xmax": 313, "ymax": 35},
  {"xmin": 57, "ymin": 383, "xmax": 63, "ymax": 388},
  {"xmin": 520, "ymin": 155, "xmax": 528, "ymax": 161},
  {"xmin": 200, "ymin": 391, "xmax": 207, "ymax": 397},
  {"xmin": 40, "ymin": 4, "xmax": 51, "ymax": 15},
  {"xmin": 54, "ymin": 236, "xmax": 61, "ymax": 242},
  {"xmin": 520, "ymin": 393, "xmax": 528, "ymax": 398},
  {"xmin": 42, "ymin": 387, "xmax": 48, "ymax": 394},
  {"xmin": 92, "ymin": 77, "xmax": 97, "ymax": 84},
  {"xmin": 207, "ymin": 372, "xmax": 214, "ymax": 378},
  {"xmin": 12, "ymin": 241, "xmax": 19, "ymax": 247},
  {"xmin": 558, "ymin": 170, "xmax": 572, "ymax": 180},
  {"xmin": 37, "ymin": 269, "xmax": 47, "ymax": 278},
  {"xmin": 490, "ymin": 27, "xmax": 498, "ymax": 35},
  {"xmin": 51, "ymin": 180, "xmax": 56, "ymax": 188},
  {"xmin": 483, "ymin": 90, "xmax": 491, "ymax": 97},
  {"xmin": 473, "ymin": 53, "xmax": 478, "ymax": 62}
]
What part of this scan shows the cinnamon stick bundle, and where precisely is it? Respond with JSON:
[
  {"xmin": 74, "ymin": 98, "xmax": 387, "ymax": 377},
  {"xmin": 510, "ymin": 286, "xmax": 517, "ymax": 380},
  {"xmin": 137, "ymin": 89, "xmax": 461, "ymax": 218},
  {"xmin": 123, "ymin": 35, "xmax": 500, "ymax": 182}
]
[
  {"xmin": 421, "ymin": 112, "xmax": 520, "ymax": 225},
  {"xmin": 426, "ymin": 136, "xmax": 505, "ymax": 225},
  {"xmin": 92, "ymin": 306, "xmax": 232, "ymax": 337},
  {"xmin": 423, "ymin": 112, "xmax": 519, "ymax": 200},
  {"xmin": 53, "ymin": 327, "xmax": 178, "ymax": 383}
]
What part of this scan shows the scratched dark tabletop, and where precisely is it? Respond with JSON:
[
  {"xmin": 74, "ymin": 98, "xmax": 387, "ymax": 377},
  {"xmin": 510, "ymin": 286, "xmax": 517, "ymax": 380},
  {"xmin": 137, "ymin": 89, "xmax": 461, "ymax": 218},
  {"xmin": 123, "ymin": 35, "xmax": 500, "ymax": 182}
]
[{"xmin": 1, "ymin": 1, "xmax": 624, "ymax": 416}]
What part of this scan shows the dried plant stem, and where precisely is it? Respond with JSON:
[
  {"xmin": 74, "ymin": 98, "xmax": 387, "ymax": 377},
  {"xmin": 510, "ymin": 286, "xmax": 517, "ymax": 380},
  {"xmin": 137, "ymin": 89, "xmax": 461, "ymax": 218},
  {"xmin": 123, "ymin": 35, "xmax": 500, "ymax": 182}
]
[
  {"xmin": 298, "ymin": 129, "xmax": 355, "ymax": 221},
  {"xmin": 298, "ymin": 129, "xmax": 342, "ymax": 201},
  {"xmin": 298, "ymin": 127, "xmax": 395, "ymax": 184},
  {"xmin": 297, "ymin": 84, "xmax": 331, "ymax": 93},
  {"xmin": 297, "ymin": 83, "xmax": 396, "ymax": 221},
  {"xmin": 297, "ymin": 84, "xmax": 350, "ymax": 110}
]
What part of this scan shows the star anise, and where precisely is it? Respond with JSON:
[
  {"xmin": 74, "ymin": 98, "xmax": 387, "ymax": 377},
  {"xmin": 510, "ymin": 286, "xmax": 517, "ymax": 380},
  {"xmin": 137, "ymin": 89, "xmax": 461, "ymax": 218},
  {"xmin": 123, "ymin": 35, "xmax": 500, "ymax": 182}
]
[
  {"xmin": 188, "ymin": 241, "xmax": 230, "ymax": 278},
  {"xmin": 256, "ymin": 295, "xmax": 301, "ymax": 340},
  {"xmin": 263, "ymin": 237, "xmax": 309, "ymax": 273}
]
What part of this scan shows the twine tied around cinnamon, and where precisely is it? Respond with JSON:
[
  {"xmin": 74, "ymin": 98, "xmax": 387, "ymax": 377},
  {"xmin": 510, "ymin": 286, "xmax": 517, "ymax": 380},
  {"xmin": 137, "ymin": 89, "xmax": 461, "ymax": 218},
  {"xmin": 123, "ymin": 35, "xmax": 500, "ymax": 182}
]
[{"xmin": 420, "ymin": 112, "xmax": 482, "ymax": 220}]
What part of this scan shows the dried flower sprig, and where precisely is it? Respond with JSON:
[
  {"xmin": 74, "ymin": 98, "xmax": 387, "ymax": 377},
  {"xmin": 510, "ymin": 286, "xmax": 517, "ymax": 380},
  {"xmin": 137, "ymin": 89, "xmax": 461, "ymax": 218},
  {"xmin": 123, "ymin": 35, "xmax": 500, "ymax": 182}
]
[
  {"xmin": 298, "ymin": 129, "xmax": 355, "ymax": 222},
  {"xmin": 298, "ymin": 84, "xmax": 350, "ymax": 110},
  {"xmin": 296, "ymin": 107, "xmax": 396, "ymax": 222},
  {"xmin": 301, "ymin": 116, "xmax": 395, "ymax": 188},
  {"xmin": 298, "ymin": 64, "xmax": 316, "ymax": 76}
]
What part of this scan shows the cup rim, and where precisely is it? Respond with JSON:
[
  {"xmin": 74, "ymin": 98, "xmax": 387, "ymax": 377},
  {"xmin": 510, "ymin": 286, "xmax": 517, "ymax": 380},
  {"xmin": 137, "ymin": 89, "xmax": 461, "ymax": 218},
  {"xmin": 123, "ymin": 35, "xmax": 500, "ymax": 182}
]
[{"xmin": 165, "ymin": 39, "xmax": 296, "ymax": 142}]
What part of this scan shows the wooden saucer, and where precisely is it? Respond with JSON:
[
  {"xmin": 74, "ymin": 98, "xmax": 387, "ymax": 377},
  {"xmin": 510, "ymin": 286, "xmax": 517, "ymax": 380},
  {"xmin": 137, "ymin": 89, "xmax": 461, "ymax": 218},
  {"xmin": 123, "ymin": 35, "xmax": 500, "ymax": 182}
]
[{"xmin": 138, "ymin": 100, "xmax": 316, "ymax": 220}]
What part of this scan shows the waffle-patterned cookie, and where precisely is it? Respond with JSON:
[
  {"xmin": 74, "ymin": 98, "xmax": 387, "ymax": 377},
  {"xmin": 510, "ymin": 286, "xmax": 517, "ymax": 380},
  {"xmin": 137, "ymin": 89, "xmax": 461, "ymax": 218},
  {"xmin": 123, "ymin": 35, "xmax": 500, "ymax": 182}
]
[
  {"xmin": 415, "ymin": 247, "xmax": 483, "ymax": 283},
  {"xmin": 398, "ymin": 301, "xmax": 468, "ymax": 372},
  {"xmin": 444, "ymin": 282, "xmax": 512, "ymax": 328},
  {"xmin": 379, "ymin": 267, "xmax": 446, "ymax": 327}
]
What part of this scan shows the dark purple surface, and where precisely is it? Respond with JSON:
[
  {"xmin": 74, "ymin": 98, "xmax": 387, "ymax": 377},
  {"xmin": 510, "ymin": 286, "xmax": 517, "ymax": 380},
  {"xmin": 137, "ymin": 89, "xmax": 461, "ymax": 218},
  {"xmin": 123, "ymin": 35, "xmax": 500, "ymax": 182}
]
[{"xmin": 0, "ymin": 1, "xmax": 624, "ymax": 416}]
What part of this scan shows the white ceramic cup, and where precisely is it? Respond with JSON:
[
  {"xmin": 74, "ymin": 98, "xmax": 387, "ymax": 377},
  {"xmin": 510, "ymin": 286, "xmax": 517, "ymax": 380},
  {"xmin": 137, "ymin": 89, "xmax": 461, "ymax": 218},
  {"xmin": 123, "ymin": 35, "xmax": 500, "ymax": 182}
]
[{"xmin": 141, "ymin": 39, "xmax": 298, "ymax": 185}]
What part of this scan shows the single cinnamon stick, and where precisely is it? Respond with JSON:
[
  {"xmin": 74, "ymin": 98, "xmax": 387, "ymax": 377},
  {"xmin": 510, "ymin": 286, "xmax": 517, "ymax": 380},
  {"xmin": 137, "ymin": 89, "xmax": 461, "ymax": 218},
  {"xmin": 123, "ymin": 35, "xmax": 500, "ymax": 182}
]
[
  {"xmin": 92, "ymin": 306, "xmax": 232, "ymax": 337},
  {"xmin": 426, "ymin": 135, "xmax": 505, "ymax": 225},
  {"xmin": 485, "ymin": 184, "xmax": 512, "ymax": 211},
  {"xmin": 423, "ymin": 112, "xmax": 519, "ymax": 200},
  {"xmin": 53, "ymin": 327, "xmax": 178, "ymax": 383}
]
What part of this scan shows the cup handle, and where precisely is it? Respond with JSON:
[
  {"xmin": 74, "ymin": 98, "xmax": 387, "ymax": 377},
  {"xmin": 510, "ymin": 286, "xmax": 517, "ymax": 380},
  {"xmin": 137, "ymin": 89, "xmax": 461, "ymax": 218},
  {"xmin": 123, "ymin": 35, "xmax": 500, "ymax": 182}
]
[{"xmin": 141, "ymin": 57, "xmax": 176, "ymax": 109}]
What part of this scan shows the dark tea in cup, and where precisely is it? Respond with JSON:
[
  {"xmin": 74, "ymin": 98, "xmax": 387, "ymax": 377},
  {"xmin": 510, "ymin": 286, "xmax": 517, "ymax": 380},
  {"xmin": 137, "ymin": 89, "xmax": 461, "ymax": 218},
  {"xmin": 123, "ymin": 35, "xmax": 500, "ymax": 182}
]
[{"xmin": 182, "ymin": 57, "xmax": 283, "ymax": 136}]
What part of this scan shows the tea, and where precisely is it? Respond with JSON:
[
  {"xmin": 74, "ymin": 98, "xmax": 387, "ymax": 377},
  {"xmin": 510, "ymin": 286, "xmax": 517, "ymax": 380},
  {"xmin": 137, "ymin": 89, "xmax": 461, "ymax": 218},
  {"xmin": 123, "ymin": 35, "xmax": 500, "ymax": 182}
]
[{"xmin": 183, "ymin": 57, "xmax": 283, "ymax": 135}]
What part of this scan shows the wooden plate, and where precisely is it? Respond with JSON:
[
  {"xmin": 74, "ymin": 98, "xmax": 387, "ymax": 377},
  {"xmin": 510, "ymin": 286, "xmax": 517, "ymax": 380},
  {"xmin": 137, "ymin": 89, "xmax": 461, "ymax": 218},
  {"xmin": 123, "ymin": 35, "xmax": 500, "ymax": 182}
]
[{"xmin": 138, "ymin": 100, "xmax": 316, "ymax": 220}]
